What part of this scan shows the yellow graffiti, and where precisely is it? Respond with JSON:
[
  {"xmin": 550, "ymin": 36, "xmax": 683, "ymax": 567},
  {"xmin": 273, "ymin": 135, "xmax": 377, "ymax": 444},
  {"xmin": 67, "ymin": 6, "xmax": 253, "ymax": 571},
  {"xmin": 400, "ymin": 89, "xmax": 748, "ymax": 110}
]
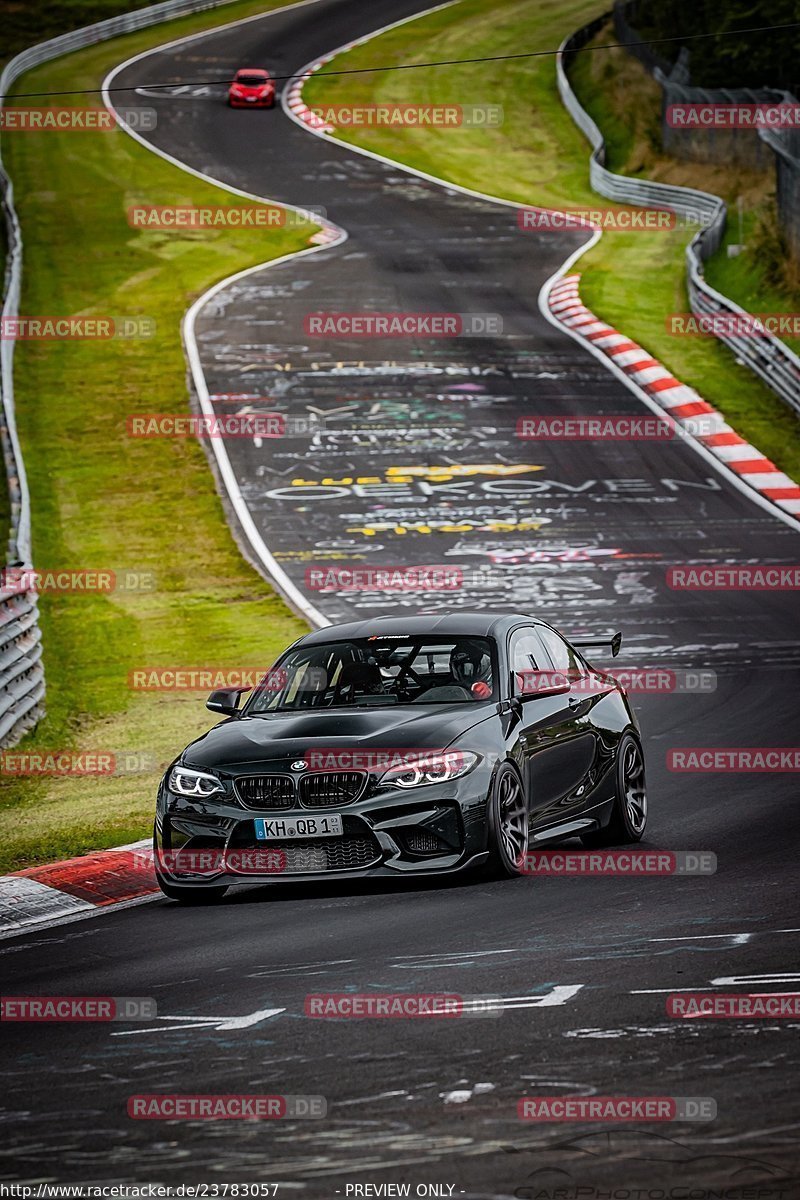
[
  {"xmin": 386, "ymin": 464, "xmax": 544, "ymax": 483},
  {"xmin": 290, "ymin": 465, "xmax": 545, "ymax": 487},
  {"xmin": 290, "ymin": 477, "xmax": 382, "ymax": 487},
  {"xmin": 347, "ymin": 521, "xmax": 549, "ymax": 536}
]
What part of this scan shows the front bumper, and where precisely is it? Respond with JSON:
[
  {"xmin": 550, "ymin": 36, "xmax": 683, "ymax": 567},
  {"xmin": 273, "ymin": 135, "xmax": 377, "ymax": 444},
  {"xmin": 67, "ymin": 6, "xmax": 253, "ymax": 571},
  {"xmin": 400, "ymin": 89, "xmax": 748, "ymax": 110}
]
[
  {"xmin": 155, "ymin": 761, "xmax": 493, "ymax": 888},
  {"xmin": 228, "ymin": 93, "xmax": 274, "ymax": 107}
]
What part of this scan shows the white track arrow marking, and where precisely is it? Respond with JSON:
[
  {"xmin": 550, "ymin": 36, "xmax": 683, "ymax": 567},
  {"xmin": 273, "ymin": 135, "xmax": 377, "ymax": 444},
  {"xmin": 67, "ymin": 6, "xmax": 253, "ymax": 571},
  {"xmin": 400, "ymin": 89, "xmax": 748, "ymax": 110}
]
[
  {"xmin": 111, "ymin": 1006, "xmax": 285, "ymax": 1036},
  {"xmin": 462, "ymin": 985, "xmax": 585, "ymax": 1012}
]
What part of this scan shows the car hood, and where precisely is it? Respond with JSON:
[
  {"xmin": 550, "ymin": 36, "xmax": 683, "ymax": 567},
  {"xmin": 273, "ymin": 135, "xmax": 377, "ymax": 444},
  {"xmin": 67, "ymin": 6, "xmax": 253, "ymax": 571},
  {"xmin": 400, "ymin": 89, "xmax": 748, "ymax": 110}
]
[{"xmin": 182, "ymin": 704, "xmax": 494, "ymax": 771}]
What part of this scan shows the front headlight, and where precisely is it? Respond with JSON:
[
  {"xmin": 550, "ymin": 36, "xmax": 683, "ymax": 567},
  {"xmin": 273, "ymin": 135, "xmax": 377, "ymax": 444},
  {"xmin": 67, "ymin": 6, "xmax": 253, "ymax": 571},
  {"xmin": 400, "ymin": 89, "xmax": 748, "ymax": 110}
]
[
  {"xmin": 380, "ymin": 751, "xmax": 479, "ymax": 789},
  {"xmin": 169, "ymin": 765, "xmax": 224, "ymax": 798}
]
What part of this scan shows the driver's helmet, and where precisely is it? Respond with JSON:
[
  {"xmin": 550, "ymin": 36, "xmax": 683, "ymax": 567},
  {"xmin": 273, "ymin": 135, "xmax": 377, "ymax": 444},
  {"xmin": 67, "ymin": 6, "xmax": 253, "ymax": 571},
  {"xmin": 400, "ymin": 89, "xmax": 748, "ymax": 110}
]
[{"xmin": 450, "ymin": 639, "xmax": 491, "ymax": 690}]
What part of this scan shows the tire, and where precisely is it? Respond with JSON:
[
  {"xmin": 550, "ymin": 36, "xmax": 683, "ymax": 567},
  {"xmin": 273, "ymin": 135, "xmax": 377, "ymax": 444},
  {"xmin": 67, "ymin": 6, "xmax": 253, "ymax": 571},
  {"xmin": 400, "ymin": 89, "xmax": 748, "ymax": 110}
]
[
  {"xmin": 153, "ymin": 829, "xmax": 228, "ymax": 904},
  {"xmin": 485, "ymin": 762, "xmax": 529, "ymax": 878},
  {"xmin": 581, "ymin": 732, "xmax": 647, "ymax": 847}
]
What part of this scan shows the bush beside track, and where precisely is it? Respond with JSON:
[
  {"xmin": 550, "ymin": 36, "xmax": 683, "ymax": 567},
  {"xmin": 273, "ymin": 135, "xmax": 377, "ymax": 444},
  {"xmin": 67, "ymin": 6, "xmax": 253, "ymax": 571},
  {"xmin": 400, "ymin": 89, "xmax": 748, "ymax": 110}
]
[
  {"xmin": 0, "ymin": 0, "xmax": 158, "ymax": 67},
  {"xmin": 0, "ymin": 0, "xmax": 315, "ymax": 872},
  {"xmin": 303, "ymin": 0, "xmax": 800, "ymax": 483}
]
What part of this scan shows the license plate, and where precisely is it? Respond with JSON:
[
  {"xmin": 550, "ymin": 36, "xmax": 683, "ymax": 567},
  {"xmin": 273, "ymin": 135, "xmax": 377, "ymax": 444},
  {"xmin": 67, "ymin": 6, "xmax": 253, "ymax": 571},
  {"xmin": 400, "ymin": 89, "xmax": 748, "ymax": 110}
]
[{"xmin": 254, "ymin": 814, "xmax": 343, "ymax": 840}]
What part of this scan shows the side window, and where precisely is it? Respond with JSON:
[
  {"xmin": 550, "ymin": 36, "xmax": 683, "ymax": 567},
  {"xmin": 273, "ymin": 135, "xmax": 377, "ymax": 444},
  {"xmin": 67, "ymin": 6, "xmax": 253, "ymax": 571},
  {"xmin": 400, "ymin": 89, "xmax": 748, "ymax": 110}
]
[
  {"xmin": 508, "ymin": 628, "xmax": 547, "ymax": 677},
  {"xmin": 537, "ymin": 627, "xmax": 584, "ymax": 679}
]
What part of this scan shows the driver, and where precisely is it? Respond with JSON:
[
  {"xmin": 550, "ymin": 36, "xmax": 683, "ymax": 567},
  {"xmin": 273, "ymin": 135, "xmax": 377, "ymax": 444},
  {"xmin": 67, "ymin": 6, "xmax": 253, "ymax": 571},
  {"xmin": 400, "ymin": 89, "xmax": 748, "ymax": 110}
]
[{"xmin": 450, "ymin": 640, "xmax": 492, "ymax": 698}]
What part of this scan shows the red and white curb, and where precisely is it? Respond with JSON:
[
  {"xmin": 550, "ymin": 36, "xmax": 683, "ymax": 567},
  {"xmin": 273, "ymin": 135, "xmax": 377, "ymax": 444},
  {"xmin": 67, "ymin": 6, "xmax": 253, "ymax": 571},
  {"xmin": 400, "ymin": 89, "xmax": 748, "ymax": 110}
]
[
  {"xmin": 548, "ymin": 274, "xmax": 800, "ymax": 522},
  {"xmin": 0, "ymin": 840, "xmax": 157, "ymax": 934},
  {"xmin": 284, "ymin": 69, "xmax": 334, "ymax": 132},
  {"xmin": 283, "ymin": 28, "xmax": 381, "ymax": 131},
  {"xmin": 282, "ymin": 4, "xmax": 457, "ymax": 137}
]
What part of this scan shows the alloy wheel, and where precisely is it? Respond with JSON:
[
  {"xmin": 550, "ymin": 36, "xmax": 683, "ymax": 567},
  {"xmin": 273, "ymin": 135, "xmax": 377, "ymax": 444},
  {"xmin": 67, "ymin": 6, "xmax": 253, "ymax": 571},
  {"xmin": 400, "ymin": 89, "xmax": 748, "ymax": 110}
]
[
  {"xmin": 498, "ymin": 769, "xmax": 528, "ymax": 868},
  {"xmin": 623, "ymin": 741, "xmax": 647, "ymax": 833}
]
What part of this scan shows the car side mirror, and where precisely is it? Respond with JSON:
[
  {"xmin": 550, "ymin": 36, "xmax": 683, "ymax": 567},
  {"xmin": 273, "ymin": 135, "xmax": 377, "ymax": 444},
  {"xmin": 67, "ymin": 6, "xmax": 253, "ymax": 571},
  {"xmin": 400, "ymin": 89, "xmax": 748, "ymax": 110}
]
[
  {"xmin": 206, "ymin": 687, "xmax": 249, "ymax": 716},
  {"xmin": 513, "ymin": 670, "xmax": 571, "ymax": 700}
]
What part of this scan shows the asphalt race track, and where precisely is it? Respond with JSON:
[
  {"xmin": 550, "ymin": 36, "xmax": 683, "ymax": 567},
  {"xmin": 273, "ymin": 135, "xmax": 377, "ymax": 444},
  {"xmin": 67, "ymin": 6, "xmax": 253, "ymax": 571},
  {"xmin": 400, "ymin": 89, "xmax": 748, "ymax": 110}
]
[{"xmin": 2, "ymin": 0, "xmax": 800, "ymax": 1194}]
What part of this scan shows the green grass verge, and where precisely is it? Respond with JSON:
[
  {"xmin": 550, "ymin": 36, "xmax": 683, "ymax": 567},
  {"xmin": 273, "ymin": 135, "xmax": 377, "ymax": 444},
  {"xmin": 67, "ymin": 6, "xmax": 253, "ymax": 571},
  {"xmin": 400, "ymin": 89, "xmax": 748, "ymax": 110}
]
[
  {"xmin": 304, "ymin": 0, "xmax": 800, "ymax": 481},
  {"xmin": 0, "ymin": 0, "xmax": 315, "ymax": 872},
  {"xmin": 704, "ymin": 208, "xmax": 800, "ymax": 322}
]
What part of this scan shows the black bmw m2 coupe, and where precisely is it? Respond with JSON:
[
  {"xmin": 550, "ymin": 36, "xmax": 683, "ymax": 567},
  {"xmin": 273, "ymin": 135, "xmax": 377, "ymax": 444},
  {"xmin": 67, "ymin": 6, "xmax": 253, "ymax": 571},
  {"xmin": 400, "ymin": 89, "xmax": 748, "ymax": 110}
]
[{"xmin": 154, "ymin": 613, "xmax": 647, "ymax": 901}]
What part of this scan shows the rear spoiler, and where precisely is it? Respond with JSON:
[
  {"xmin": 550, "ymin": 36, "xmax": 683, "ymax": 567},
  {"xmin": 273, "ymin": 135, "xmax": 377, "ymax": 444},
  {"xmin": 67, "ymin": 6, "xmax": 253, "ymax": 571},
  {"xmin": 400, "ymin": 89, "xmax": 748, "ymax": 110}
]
[{"xmin": 570, "ymin": 632, "xmax": 622, "ymax": 658}]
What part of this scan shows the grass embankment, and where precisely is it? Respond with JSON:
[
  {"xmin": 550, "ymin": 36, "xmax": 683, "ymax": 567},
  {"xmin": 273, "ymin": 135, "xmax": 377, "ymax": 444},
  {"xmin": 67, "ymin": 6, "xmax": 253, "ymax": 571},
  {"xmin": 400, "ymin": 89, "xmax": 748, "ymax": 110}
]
[
  {"xmin": 610, "ymin": 0, "xmax": 800, "ymax": 349},
  {"xmin": 569, "ymin": 25, "xmax": 800, "ymax": 460},
  {"xmin": 0, "ymin": 0, "xmax": 314, "ymax": 872},
  {"xmin": 304, "ymin": 0, "xmax": 800, "ymax": 481},
  {"xmin": 1, "ymin": 0, "xmax": 190, "ymax": 554}
]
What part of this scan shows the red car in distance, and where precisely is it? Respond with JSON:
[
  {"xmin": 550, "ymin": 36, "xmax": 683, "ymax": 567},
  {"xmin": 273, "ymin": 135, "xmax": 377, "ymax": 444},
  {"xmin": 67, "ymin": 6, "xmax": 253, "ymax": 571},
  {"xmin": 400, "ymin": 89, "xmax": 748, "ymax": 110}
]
[{"xmin": 227, "ymin": 68, "xmax": 276, "ymax": 108}]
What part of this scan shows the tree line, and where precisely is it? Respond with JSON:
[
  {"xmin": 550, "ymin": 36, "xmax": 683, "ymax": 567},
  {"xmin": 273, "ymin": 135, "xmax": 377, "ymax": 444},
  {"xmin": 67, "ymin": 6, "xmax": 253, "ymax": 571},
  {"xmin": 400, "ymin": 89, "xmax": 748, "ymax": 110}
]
[{"xmin": 629, "ymin": 0, "xmax": 798, "ymax": 93}]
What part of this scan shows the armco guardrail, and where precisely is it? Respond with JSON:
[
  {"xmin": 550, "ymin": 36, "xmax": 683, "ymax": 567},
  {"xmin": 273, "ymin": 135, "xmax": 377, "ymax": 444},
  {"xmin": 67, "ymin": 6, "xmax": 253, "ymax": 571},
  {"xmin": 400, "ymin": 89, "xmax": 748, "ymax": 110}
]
[
  {"xmin": 0, "ymin": 0, "xmax": 241, "ymax": 747},
  {"xmin": 557, "ymin": 15, "xmax": 800, "ymax": 418}
]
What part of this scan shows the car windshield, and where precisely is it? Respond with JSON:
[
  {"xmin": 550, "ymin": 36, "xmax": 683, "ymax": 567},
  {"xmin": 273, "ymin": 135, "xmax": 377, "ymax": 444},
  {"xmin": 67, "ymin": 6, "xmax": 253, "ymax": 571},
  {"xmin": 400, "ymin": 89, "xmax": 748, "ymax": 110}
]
[
  {"xmin": 236, "ymin": 74, "xmax": 268, "ymax": 85},
  {"xmin": 245, "ymin": 636, "xmax": 497, "ymax": 713}
]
